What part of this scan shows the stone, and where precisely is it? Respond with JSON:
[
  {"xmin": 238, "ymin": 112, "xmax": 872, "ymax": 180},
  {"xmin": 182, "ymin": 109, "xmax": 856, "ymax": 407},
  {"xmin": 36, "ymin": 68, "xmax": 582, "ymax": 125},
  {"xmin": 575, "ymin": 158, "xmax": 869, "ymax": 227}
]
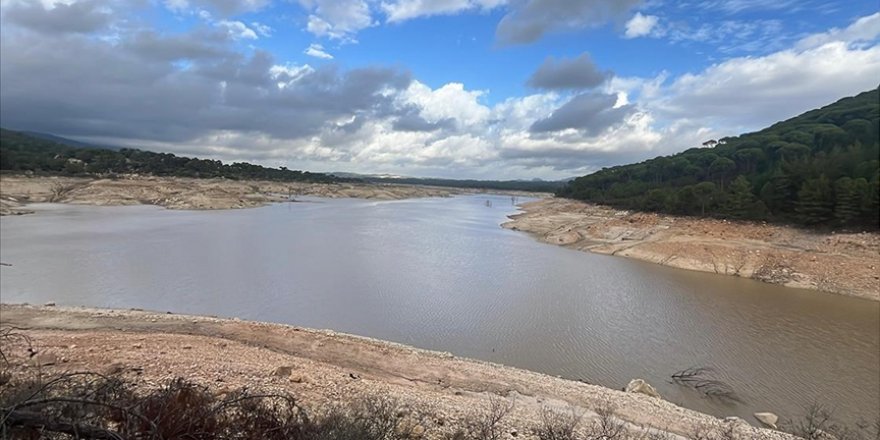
[
  {"xmin": 103, "ymin": 362, "xmax": 126, "ymax": 375},
  {"xmin": 411, "ymin": 424, "xmax": 425, "ymax": 438},
  {"xmin": 624, "ymin": 379, "xmax": 661, "ymax": 399},
  {"xmin": 44, "ymin": 302, "xmax": 56, "ymax": 307},
  {"xmin": 753, "ymin": 412, "xmax": 778, "ymax": 429},
  {"xmin": 32, "ymin": 353, "xmax": 58, "ymax": 367},
  {"xmin": 289, "ymin": 374, "xmax": 305, "ymax": 383},
  {"xmin": 272, "ymin": 366, "xmax": 293, "ymax": 378}
]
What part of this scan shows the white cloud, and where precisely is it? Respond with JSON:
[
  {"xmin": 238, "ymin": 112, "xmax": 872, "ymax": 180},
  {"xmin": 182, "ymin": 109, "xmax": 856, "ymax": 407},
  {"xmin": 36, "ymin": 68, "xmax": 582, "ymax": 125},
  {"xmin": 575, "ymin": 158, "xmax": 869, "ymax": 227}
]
[
  {"xmin": 304, "ymin": 43, "xmax": 333, "ymax": 59},
  {"xmin": 216, "ymin": 20, "xmax": 258, "ymax": 39},
  {"xmin": 381, "ymin": 0, "xmax": 505, "ymax": 23},
  {"xmin": 624, "ymin": 12, "xmax": 658, "ymax": 38},
  {"xmin": 401, "ymin": 81, "xmax": 491, "ymax": 129},
  {"xmin": 299, "ymin": 0, "xmax": 373, "ymax": 40},
  {"xmin": 251, "ymin": 21, "xmax": 273, "ymax": 37},
  {"xmin": 651, "ymin": 41, "xmax": 880, "ymax": 128},
  {"xmin": 796, "ymin": 12, "xmax": 880, "ymax": 50}
]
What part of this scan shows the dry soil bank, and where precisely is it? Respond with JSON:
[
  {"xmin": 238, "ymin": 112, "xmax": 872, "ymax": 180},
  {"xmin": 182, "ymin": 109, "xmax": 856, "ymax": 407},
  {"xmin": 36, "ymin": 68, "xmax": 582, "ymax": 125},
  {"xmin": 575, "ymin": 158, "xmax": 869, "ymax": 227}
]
[
  {"xmin": 502, "ymin": 199, "xmax": 880, "ymax": 301},
  {"xmin": 0, "ymin": 305, "xmax": 792, "ymax": 439},
  {"xmin": 0, "ymin": 175, "xmax": 477, "ymax": 215}
]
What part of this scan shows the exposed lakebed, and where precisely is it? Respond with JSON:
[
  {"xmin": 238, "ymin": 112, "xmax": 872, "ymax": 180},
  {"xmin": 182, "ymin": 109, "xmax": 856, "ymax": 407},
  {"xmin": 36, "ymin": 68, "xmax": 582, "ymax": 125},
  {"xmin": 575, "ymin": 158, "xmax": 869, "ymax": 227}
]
[{"xmin": 1, "ymin": 195, "xmax": 877, "ymax": 425}]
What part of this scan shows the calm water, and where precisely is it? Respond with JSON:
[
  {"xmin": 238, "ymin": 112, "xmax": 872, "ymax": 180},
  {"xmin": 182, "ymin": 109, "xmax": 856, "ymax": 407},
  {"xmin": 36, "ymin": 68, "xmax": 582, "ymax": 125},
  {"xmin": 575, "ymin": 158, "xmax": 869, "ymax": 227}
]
[{"xmin": 1, "ymin": 195, "xmax": 878, "ymax": 426}]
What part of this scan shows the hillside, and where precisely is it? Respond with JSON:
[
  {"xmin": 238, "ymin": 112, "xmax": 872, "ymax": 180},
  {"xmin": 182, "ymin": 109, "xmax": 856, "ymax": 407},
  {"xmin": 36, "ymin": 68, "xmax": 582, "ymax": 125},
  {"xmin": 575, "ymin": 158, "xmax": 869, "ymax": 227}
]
[
  {"xmin": 0, "ymin": 128, "xmax": 337, "ymax": 183},
  {"xmin": 557, "ymin": 88, "xmax": 880, "ymax": 229}
]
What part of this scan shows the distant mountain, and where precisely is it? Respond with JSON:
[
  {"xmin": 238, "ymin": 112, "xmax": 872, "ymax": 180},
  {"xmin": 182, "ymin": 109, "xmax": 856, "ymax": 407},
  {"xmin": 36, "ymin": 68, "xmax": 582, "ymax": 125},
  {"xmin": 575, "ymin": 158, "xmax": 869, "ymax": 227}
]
[
  {"xmin": 330, "ymin": 171, "xmax": 410, "ymax": 179},
  {"xmin": 0, "ymin": 128, "xmax": 337, "ymax": 183},
  {"xmin": 22, "ymin": 131, "xmax": 118, "ymax": 150},
  {"xmin": 558, "ymin": 88, "xmax": 880, "ymax": 229}
]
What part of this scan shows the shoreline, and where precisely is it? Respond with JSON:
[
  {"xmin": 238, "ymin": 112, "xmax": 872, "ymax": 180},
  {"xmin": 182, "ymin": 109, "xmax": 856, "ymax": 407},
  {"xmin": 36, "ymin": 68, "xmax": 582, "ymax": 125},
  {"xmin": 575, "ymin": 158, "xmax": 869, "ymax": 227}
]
[
  {"xmin": 0, "ymin": 174, "xmax": 548, "ymax": 216},
  {"xmin": 0, "ymin": 304, "xmax": 792, "ymax": 439},
  {"xmin": 502, "ymin": 198, "xmax": 880, "ymax": 301}
]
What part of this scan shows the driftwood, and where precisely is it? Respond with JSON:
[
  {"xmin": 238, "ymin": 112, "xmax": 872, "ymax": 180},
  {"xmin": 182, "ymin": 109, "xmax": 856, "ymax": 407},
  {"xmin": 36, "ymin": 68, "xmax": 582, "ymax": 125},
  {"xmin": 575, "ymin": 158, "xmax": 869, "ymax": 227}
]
[{"xmin": 671, "ymin": 367, "xmax": 741, "ymax": 403}]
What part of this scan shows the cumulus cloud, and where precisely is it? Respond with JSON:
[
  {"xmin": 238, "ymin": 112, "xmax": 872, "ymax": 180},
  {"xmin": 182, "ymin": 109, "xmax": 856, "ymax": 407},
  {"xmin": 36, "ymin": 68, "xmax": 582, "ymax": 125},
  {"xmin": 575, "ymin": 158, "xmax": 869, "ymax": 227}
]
[
  {"xmin": 796, "ymin": 12, "xmax": 880, "ymax": 50},
  {"xmin": 381, "ymin": 0, "xmax": 505, "ymax": 23},
  {"xmin": 0, "ymin": 22, "xmax": 412, "ymax": 146},
  {"xmin": 1, "ymin": 3, "xmax": 879, "ymax": 179},
  {"xmin": 250, "ymin": 21, "xmax": 273, "ymax": 37},
  {"xmin": 624, "ymin": 12, "xmax": 657, "ymax": 38},
  {"xmin": 530, "ymin": 93, "xmax": 634, "ymax": 134},
  {"xmin": 527, "ymin": 53, "xmax": 609, "ymax": 90},
  {"xmin": 649, "ymin": 41, "xmax": 880, "ymax": 128},
  {"xmin": 299, "ymin": 0, "xmax": 373, "ymax": 40},
  {"xmin": 2, "ymin": 0, "xmax": 114, "ymax": 34},
  {"xmin": 304, "ymin": 43, "xmax": 333, "ymax": 59},
  {"xmin": 392, "ymin": 107, "xmax": 456, "ymax": 132},
  {"xmin": 164, "ymin": 0, "xmax": 269, "ymax": 15},
  {"xmin": 495, "ymin": 0, "xmax": 642, "ymax": 44},
  {"xmin": 216, "ymin": 20, "xmax": 258, "ymax": 39}
]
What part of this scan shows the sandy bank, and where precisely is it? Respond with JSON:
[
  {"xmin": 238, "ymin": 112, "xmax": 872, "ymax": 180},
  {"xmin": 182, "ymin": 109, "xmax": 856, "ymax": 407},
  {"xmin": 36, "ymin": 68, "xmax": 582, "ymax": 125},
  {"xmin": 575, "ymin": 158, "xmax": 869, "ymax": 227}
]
[
  {"xmin": 503, "ymin": 198, "xmax": 880, "ymax": 301},
  {"xmin": 0, "ymin": 304, "xmax": 791, "ymax": 439},
  {"xmin": 0, "ymin": 175, "xmax": 542, "ymax": 216}
]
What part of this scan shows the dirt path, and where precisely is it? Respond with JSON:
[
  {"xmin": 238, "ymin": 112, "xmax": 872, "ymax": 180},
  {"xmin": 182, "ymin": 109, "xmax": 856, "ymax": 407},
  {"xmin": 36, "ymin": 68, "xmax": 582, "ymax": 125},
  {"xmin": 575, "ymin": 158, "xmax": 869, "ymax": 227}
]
[
  {"xmin": 503, "ymin": 199, "xmax": 880, "ymax": 300},
  {"xmin": 0, "ymin": 305, "xmax": 791, "ymax": 439}
]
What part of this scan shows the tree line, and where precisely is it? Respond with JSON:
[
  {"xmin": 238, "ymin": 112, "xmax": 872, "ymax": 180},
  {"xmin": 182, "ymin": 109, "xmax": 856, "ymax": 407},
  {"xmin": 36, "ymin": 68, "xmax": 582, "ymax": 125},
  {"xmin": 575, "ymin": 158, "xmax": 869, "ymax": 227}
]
[
  {"xmin": 557, "ymin": 88, "xmax": 880, "ymax": 229},
  {"xmin": 0, "ymin": 129, "xmax": 338, "ymax": 183}
]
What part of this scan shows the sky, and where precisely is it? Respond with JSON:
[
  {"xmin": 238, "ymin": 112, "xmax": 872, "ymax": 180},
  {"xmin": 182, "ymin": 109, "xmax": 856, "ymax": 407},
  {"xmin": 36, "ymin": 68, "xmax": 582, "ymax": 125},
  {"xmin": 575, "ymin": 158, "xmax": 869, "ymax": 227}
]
[{"xmin": 0, "ymin": 0, "xmax": 878, "ymax": 180}]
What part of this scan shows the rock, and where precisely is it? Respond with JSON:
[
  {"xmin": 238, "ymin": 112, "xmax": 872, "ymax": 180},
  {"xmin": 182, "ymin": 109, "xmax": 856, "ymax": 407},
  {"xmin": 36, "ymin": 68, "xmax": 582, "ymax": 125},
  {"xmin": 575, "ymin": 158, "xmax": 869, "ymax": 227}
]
[
  {"xmin": 272, "ymin": 366, "xmax": 293, "ymax": 378},
  {"xmin": 411, "ymin": 424, "xmax": 425, "ymax": 438},
  {"xmin": 103, "ymin": 362, "xmax": 126, "ymax": 375},
  {"xmin": 44, "ymin": 302, "xmax": 56, "ymax": 307},
  {"xmin": 289, "ymin": 374, "xmax": 305, "ymax": 383},
  {"xmin": 32, "ymin": 353, "xmax": 58, "ymax": 367},
  {"xmin": 754, "ymin": 412, "xmax": 778, "ymax": 429},
  {"xmin": 624, "ymin": 379, "xmax": 661, "ymax": 399}
]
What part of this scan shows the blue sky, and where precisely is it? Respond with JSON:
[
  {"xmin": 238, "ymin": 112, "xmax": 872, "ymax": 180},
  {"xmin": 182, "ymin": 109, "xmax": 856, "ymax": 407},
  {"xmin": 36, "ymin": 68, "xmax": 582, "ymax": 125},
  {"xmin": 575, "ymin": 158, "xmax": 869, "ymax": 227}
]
[{"xmin": 1, "ymin": 0, "xmax": 879, "ymax": 179}]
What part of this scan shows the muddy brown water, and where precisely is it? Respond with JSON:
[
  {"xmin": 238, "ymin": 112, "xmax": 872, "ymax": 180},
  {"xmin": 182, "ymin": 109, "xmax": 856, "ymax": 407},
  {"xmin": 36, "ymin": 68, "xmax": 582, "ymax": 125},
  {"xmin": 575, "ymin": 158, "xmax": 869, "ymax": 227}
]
[{"xmin": 1, "ymin": 195, "xmax": 878, "ymax": 427}]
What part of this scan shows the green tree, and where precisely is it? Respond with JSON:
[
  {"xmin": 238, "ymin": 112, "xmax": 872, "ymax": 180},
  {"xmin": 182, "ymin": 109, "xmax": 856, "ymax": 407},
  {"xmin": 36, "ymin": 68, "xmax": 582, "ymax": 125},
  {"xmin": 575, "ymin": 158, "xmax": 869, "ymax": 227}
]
[
  {"xmin": 796, "ymin": 175, "xmax": 834, "ymax": 225},
  {"xmin": 709, "ymin": 157, "xmax": 736, "ymax": 190},
  {"xmin": 693, "ymin": 181, "xmax": 718, "ymax": 216},
  {"xmin": 833, "ymin": 177, "xmax": 860, "ymax": 226},
  {"xmin": 725, "ymin": 176, "xmax": 765, "ymax": 220}
]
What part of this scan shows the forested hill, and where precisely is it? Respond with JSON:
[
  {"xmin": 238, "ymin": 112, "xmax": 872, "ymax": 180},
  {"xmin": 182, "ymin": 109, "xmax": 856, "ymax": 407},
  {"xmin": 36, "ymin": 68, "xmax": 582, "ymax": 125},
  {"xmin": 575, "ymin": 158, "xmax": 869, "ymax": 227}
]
[
  {"xmin": 0, "ymin": 129, "xmax": 337, "ymax": 183},
  {"xmin": 557, "ymin": 88, "xmax": 880, "ymax": 229}
]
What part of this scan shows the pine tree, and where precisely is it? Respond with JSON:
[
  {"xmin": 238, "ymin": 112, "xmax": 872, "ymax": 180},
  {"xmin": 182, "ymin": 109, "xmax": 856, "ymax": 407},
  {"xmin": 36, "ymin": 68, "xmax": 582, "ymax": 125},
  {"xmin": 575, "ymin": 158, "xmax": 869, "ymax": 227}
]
[
  {"xmin": 726, "ymin": 176, "xmax": 758, "ymax": 219},
  {"xmin": 760, "ymin": 168, "xmax": 793, "ymax": 218},
  {"xmin": 833, "ymin": 177, "xmax": 860, "ymax": 226},
  {"xmin": 796, "ymin": 175, "xmax": 834, "ymax": 225}
]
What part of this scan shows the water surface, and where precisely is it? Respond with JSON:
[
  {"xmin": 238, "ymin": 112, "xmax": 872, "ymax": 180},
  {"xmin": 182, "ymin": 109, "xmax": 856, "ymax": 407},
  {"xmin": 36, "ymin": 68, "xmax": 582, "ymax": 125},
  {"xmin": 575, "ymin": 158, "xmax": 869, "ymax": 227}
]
[{"xmin": 1, "ymin": 195, "xmax": 878, "ymax": 425}]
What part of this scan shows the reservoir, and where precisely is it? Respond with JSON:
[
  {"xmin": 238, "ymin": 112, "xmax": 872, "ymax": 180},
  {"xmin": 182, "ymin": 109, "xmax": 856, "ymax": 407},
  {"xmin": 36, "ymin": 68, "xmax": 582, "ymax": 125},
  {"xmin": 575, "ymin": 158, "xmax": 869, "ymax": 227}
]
[{"xmin": 1, "ymin": 194, "xmax": 877, "ymax": 426}]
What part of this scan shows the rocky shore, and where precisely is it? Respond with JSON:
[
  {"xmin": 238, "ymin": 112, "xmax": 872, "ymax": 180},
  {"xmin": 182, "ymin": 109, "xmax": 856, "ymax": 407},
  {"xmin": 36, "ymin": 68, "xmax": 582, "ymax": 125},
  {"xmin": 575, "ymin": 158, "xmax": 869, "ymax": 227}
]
[
  {"xmin": 0, "ymin": 304, "xmax": 793, "ymax": 439},
  {"xmin": 0, "ymin": 175, "xmax": 492, "ymax": 216},
  {"xmin": 502, "ymin": 198, "xmax": 880, "ymax": 301}
]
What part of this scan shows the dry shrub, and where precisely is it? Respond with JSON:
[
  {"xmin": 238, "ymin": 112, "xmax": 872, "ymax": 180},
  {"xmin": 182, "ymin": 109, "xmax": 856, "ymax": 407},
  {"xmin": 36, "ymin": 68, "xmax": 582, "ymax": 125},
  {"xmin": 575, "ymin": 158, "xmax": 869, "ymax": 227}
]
[
  {"xmin": 533, "ymin": 405, "xmax": 581, "ymax": 440},
  {"xmin": 448, "ymin": 396, "xmax": 514, "ymax": 440},
  {"xmin": 1, "ymin": 372, "xmax": 424, "ymax": 440},
  {"xmin": 782, "ymin": 404, "xmax": 880, "ymax": 440}
]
